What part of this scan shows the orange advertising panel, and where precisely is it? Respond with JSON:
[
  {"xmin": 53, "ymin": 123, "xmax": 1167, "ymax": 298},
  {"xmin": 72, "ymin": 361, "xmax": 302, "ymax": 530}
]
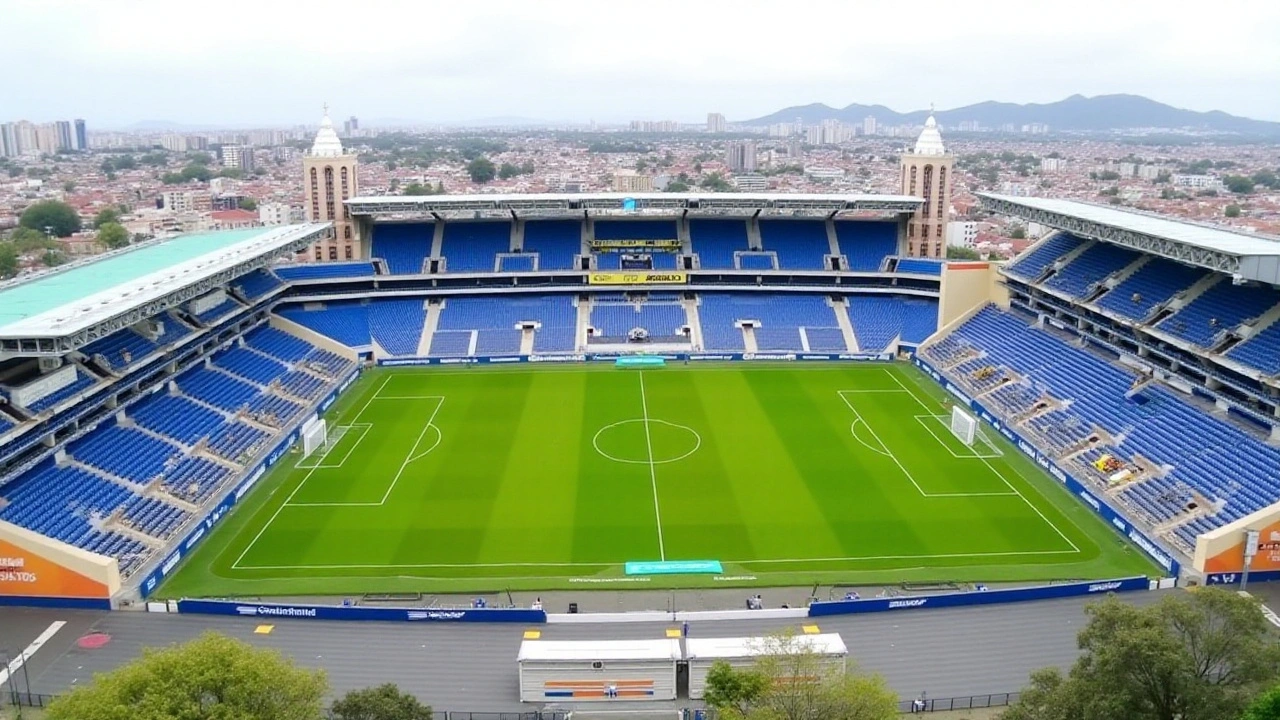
[
  {"xmin": 1203, "ymin": 519, "xmax": 1280, "ymax": 574},
  {"xmin": 944, "ymin": 262, "xmax": 989, "ymax": 271},
  {"xmin": 0, "ymin": 538, "xmax": 111, "ymax": 599}
]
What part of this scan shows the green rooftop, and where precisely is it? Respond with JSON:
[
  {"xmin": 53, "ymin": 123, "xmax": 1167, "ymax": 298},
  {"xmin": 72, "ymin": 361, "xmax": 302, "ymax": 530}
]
[{"xmin": 0, "ymin": 227, "xmax": 271, "ymax": 334}]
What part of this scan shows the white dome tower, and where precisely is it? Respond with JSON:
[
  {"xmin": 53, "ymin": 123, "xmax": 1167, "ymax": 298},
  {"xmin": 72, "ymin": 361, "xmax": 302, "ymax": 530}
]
[
  {"xmin": 899, "ymin": 109, "xmax": 954, "ymax": 258},
  {"xmin": 302, "ymin": 104, "xmax": 361, "ymax": 261}
]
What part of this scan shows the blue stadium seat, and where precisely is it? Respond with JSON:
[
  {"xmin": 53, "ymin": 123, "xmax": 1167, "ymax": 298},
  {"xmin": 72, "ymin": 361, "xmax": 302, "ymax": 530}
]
[
  {"xmin": 24, "ymin": 369, "xmax": 97, "ymax": 412},
  {"xmin": 523, "ymin": 221, "xmax": 581, "ymax": 270},
  {"xmin": 441, "ymin": 222, "xmax": 511, "ymax": 272},
  {"xmin": 498, "ymin": 255, "xmax": 536, "ymax": 272},
  {"xmin": 244, "ymin": 327, "xmax": 313, "ymax": 363},
  {"xmin": 130, "ymin": 394, "xmax": 225, "ymax": 445},
  {"xmin": 369, "ymin": 299, "xmax": 427, "ymax": 355},
  {"xmin": 1158, "ymin": 281, "xmax": 1280, "ymax": 347},
  {"xmin": 274, "ymin": 262, "xmax": 376, "ymax": 280},
  {"xmin": 689, "ymin": 219, "xmax": 748, "ymax": 269},
  {"xmin": 1005, "ymin": 233, "xmax": 1085, "ymax": 279},
  {"xmin": 834, "ymin": 221, "xmax": 898, "ymax": 272},
  {"xmin": 278, "ymin": 303, "xmax": 371, "ymax": 347},
  {"xmin": 593, "ymin": 220, "xmax": 678, "ymax": 240},
  {"xmin": 233, "ymin": 269, "xmax": 284, "ymax": 299},
  {"xmin": 371, "ymin": 223, "xmax": 432, "ymax": 274},
  {"xmin": 895, "ymin": 258, "xmax": 944, "ymax": 276},
  {"xmin": 72, "ymin": 425, "xmax": 185, "ymax": 483},
  {"xmin": 738, "ymin": 253, "xmax": 776, "ymax": 271},
  {"xmin": 758, "ymin": 220, "xmax": 830, "ymax": 270},
  {"xmin": 846, "ymin": 296, "xmax": 939, "ymax": 351},
  {"xmin": 1095, "ymin": 258, "xmax": 1204, "ymax": 320},
  {"xmin": 1229, "ymin": 321, "xmax": 1280, "ymax": 375},
  {"xmin": 1043, "ymin": 242, "xmax": 1140, "ymax": 298},
  {"xmin": 213, "ymin": 347, "xmax": 288, "ymax": 385},
  {"xmin": 592, "ymin": 301, "xmax": 686, "ymax": 338},
  {"xmin": 177, "ymin": 367, "xmax": 259, "ymax": 412}
]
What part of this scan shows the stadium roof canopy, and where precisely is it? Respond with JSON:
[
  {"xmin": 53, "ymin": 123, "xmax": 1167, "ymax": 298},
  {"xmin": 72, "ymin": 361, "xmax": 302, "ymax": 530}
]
[
  {"xmin": 979, "ymin": 193, "xmax": 1280, "ymax": 284},
  {"xmin": 346, "ymin": 192, "xmax": 923, "ymax": 220},
  {"xmin": 0, "ymin": 223, "xmax": 330, "ymax": 356}
]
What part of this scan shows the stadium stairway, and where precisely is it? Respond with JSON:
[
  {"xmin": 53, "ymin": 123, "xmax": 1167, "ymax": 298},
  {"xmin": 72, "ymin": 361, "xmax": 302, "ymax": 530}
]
[
  {"xmin": 831, "ymin": 298, "xmax": 861, "ymax": 352},
  {"xmin": 741, "ymin": 325, "xmax": 759, "ymax": 354},
  {"xmin": 576, "ymin": 298, "xmax": 593, "ymax": 350},
  {"xmin": 417, "ymin": 301, "xmax": 443, "ymax": 356},
  {"xmin": 682, "ymin": 296, "xmax": 705, "ymax": 350}
]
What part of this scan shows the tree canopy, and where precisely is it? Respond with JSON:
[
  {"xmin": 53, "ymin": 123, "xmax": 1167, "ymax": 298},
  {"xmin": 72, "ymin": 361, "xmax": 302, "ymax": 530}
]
[
  {"xmin": 703, "ymin": 633, "xmax": 898, "ymax": 720},
  {"xmin": 9, "ymin": 226, "xmax": 56, "ymax": 253},
  {"xmin": 1225, "ymin": 204, "xmax": 1242, "ymax": 218},
  {"xmin": 97, "ymin": 222, "xmax": 130, "ymax": 250},
  {"xmin": 1224, "ymin": 175, "xmax": 1256, "ymax": 194},
  {"xmin": 467, "ymin": 157, "xmax": 496, "ymax": 184},
  {"xmin": 999, "ymin": 589, "xmax": 1280, "ymax": 720},
  {"xmin": 93, "ymin": 207, "xmax": 121, "ymax": 229},
  {"xmin": 330, "ymin": 683, "xmax": 432, "ymax": 720},
  {"xmin": 0, "ymin": 242, "xmax": 18, "ymax": 279},
  {"xmin": 1242, "ymin": 684, "xmax": 1280, "ymax": 720},
  {"xmin": 46, "ymin": 631, "xmax": 326, "ymax": 720},
  {"xmin": 20, "ymin": 199, "xmax": 82, "ymax": 237},
  {"xmin": 946, "ymin": 246, "xmax": 983, "ymax": 260},
  {"xmin": 238, "ymin": 197, "xmax": 258, "ymax": 211}
]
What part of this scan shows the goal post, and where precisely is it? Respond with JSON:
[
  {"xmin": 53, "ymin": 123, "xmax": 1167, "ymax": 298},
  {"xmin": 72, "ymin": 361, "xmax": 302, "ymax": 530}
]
[
  {"xmin": 949, "ymin": 406, "xmax": 977, "ymax": 447},
  {"xmin": 301, "ymin": 417, "xmax": 328, "ymax": 458}
]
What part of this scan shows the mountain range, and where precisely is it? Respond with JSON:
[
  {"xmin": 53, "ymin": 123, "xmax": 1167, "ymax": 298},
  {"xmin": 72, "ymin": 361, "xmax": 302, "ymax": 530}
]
[{"xmin": 739, "ymin": 94, "xmax": 1280, "ymax": 136}]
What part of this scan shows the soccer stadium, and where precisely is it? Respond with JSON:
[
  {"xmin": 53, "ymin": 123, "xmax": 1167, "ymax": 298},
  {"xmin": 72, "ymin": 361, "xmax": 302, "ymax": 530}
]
[{"xmin": 4, "ymin": 125, "xmax": 1280, "ymax": 712}]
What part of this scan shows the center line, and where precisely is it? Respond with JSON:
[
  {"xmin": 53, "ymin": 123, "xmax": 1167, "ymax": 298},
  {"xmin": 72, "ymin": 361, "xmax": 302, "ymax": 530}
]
[{"xmin": 638, "ymin": 371, "xmax": 666, "ymax": 561}]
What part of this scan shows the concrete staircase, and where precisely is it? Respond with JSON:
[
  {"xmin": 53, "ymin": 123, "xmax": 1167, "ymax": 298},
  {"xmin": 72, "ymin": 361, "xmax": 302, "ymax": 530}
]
[
  {"xmin": 683, "ymin": 297, "xmax": 705, "ymax": 350},
  {"xmin": 830, "ymin": 298, "xmax": 860, "ymax": 352},
  {"xmin": 576, "ymin": 297, "xmax": 594, "ymax": 350},
  {"xmin": 741, "ymin": 325, "xmax": 759, "ymax": 354},
  {"xmin": 417, "ymin": 300, "xmax": 442, "ymax": 356}
]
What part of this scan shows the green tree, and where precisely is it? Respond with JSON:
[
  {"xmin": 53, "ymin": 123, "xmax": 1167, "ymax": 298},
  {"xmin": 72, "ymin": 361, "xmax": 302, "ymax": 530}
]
[
  {"xmin": 46, "ymin": 631, "xmax": 326, "ymax": 720},
  {"xmin": 93, "ymin": 207, "xmax": 121, "ymax": 229},
  {"xmin": 1009, "ymin": 226, "xmax": 1027, "ymax": 240},
  {"xmin": 10, "ymin": 227, "xmax": 55, "ymax": 252},
  {"xmin": 703, "ymin": 633, "xmax": 898, "ymax": 720},
  {"xmin": 467, "ymin": 157, "xmax": 496, "ymax": 183},
  {"xmin": 434, "ymin": 181, "xmax": 446, "ymax": 194},
  {"xmin": 63, "ymin": 180, "xmax": 77, "ymax": 193},
  {"xmin": 0, "ymin": 242, "xmax": 17, "ymax": 279},
  {"xmin": 140, "ymin": 152, "xmax": 168, "ymax": 167},
  {"xmin": 1098, "ymin": 170, "xmax": 1122, "ymax": 181},
  {"xmin": 330, "ymin": 683, "xmax": 432, "ymax": 720},
  {"xmin": 1000, "ymin": 589, "xmax": 1280, "ymax": 720},
  {"xmin": 187, "ymin": 152, "xmax": 213, "ymax": 165},
  {"xmin": 238, "ymin": 197, "xmax": 258, "ymax": 211},
  {"xmin": 20, "ymin": 200, "xmax": 82, "ymax": 237},
  {"xmin": 1241, "ymin": 684, "xmax": 1280, "ymax": 720},
  {"xmin": 665, "ymin": 180, "xmax": 691, "ymax": 192},
  {"xmin": 498, "ymin": 162, "xmax": 521, "ymax": 180},
  {"xmin": 1225, "ymin": 204, "xmax": 1242, "ymax": 218},
  {"xmin": 180, "ymin": 164, "xmax": 213, "ymax": 182},
  {"xmin": 114, "ymin": 154, "xmax": 136, "ymax": 170},
  {"xmin": 41, "ymin": 249, "xmax": 67, "ymax": 267},
  {"xmin": 97, "ymin": 222, "xmax": 130, "ymax": 250},
  {"xmin": 1224, "ymin": 175, "xmax": 1256, "ymax": 194},
  {"xmin": 218, "ymin": 167, "xmax": 243, "ymax": 179},
  {"xmin": 402, "ymin": 182, "xmax": 430, "ymax": 196},
  {"xmin": 946, "ymin": 246, "xmax": 982, "ymax": 260},
  {"xmin": 700, "ymin": 172, "xmax": 732, "ymax": 192},
  {"xmin": 1251, "ymin": 170, "xmax": 1278, "ymax": 190}
]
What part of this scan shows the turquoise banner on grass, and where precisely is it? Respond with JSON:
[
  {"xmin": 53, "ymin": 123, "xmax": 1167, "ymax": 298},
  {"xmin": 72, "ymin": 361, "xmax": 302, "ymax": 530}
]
[
  {"xmin": 625, "ymin": 560, "xmax": 723, "ymax": 575},
  {"xmin": 616, "ymin": 356, "xmax": 667, "ymax": 368}
]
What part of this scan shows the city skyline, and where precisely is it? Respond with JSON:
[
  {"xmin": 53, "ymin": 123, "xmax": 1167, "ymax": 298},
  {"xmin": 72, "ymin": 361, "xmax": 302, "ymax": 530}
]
[{"xmin": 2, "ymin": 0, "xmax": 1277, "ymax": 126}]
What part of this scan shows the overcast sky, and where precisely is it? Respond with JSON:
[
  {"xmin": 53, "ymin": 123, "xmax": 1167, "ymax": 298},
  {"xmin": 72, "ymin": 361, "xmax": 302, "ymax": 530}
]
[{"xmin": 4, "ymin": 0, "xmax": 1278, "ymax": 128}]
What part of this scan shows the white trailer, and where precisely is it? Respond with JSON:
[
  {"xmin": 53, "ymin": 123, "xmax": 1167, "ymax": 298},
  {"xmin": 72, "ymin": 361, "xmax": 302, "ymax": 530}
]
[
  {"xmin": 685, "ymin": 634, "xmax": 849, "ymax": 700},
  {"xmin": 517, "ymin": 639, "xmax": 682, "ymax": 702}
]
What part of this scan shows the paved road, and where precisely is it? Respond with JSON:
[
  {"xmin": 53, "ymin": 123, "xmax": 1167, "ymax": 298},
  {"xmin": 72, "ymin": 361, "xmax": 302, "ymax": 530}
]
[{"xmin": 8, "ymin": 590, "xmax": 1174, "ymax": 712}]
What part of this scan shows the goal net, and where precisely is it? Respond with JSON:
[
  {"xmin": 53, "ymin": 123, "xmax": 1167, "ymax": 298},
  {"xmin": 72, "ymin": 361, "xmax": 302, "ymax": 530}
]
[
  {"xmin": 301, "ymin": 418, "xmax": 328, "ymax": 458},
  {"xmin": 949, "ymin": 406, "xmax": 978, "ymax": 447}
]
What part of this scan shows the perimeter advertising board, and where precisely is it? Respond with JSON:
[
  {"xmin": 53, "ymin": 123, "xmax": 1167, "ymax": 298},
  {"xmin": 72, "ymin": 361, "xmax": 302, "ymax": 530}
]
[{"xmin": 0, "ymin": 525, "xmax": 116, "ymax": 608}]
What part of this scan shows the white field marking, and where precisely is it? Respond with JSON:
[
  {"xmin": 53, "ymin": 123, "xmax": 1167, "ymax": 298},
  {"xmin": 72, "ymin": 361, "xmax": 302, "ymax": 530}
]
[
  {"xmin": 592, "ymin": 419, "xmax": 702, "ymax": 465},
  {"xmin": 372, "ymin": 395, "xmax": 453, "ymax": 400},
  {"xmin": 838, "ymin": 390, "xmax": 1017, "ymax": 499},
  {"xmin": 295, "ymin": 423, "xmax": 373, "ymax": 470},
  {"xmin": 0, "ymin": 621, "xmax": 65, "ymax": 688},
  {"xmin": 884, "ymin": 369, "xmax": 1081, "ymax": 554},
  {"xmin": 913, "ymin": 415, "xmax": 1007, "ymax": 461},
  {"xmin": 231, "ymin": 376, "xmax": 394, "ymax": 569},
  {"xmin": 383, "ymin": 364, "xmax": 892, "ymax": 378},
  {"xmin": 233, "ymin": 547, "xmax": 1082, "ymax": 572},
  {"xmin": 848, "ymin": 419, "xmax": 892, "ymax": 457},
  {"xmin": 638, "ymin": 371, "xmax": 666, "ymax": 562}
]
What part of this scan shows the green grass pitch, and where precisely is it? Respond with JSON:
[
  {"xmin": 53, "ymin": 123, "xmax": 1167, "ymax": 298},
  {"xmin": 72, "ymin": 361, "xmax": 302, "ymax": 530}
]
[{"xmin": 157, "ymin": 362, "xmax": 1158, "ymax": 597}]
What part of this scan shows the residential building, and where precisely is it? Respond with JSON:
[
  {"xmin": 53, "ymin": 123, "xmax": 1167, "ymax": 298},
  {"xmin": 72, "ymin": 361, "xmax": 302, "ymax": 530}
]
[
  {"xmin": 0, "ymin": 123, "xmax": 16, "ymax": 157},
  {"xmin": 947, "ymin": 220, "xmax": 978, "ymax": 248},
  {"xmin": 732, "ymin": 174, "xmax": 768, "ymax": 191},
  {"xmin": 302, "ymin": 106, "xmax": 360, "ymax": 259},
  {"xmin": 258, "ymin": 202, "xmax": 293, "ymax": 226},
  {"xmin": 55, "ymin": 121, "xmax": 73, "ymax": 151},
  {"xmin": 1173, "ymin": 174, "xmax": 1222, "ymax": 190},
  {"xmin": 724, "ymin": 141, "xmax": 757, "ymax": 172},
  {"xmin": 611, "ymin": 170, "xmax": 653, "ymax": 193},
  {"xmin": 210, "ymin": 209, "xmax": 259, "ymax": 230},
  {"xmin": 73, "ymin": 119, "xmax": 87, "ymax": 150},
  {"xmin": 221, "ymin": 144, "xmax": 255, "ymax": 173},
  {"xmin": 900, "ymin": 113, "xmax": 953, "ymax": 258},
  {"xmin": 1040, "ymin": 157, "xmax": 1066, "ymax": 172},
  {"xmin": 161, "ymin": 190, "xmax": 213, "ymax": 213},
  {"xmin": 706, "ymin": 113, "xmax": 726, "ymax": 133},
  {"xmin": 863, "ymin": 116, "xmax": 878, "ymax": 136}
]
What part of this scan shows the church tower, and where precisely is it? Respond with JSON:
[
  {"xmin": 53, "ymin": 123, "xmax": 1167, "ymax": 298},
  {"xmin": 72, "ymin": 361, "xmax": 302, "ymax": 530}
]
[
  {"xmin": 899, "ymin": 113, "xmax": 953, "ymax": 258},
  {"xmin": 302, "ymin": 106, "xmax": 360, "ymax": 261}
]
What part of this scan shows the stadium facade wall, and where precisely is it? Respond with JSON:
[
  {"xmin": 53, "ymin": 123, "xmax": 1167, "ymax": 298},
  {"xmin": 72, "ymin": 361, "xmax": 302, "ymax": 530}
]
[
  {"xmin": 1197, "ymin": 502, "xmax": 1280, "ymax": 585},
  {"xmin": 808, "ymin": 576, "xmax": 1150, "ymax": 617},
  {"xmin": 176, "ymin": 599, "xmax": 546, "ymax": 623},
  {"xmin": 137, "ymin": 367, "xmax": 362, "ymax": 599},
  {"xmin": 937, "ymin": 262, "xmax": 1003, "ymax": 330},
  {"xmin": 377, "ymin": 352, "xmax": 894, "ymax": 367},
  {"xmin": 0, "ymin": 520, "xmax": 119, "ymax": 608},
  {"xmin": 912, "ymin": 355, "xmax": 1180, "ymax": 576}
]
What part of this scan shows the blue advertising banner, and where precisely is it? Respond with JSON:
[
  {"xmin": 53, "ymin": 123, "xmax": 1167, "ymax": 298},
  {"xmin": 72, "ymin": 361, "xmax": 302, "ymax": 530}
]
[
  {"xmin": 176, "ymin": 599, "xmax": 547, "ymax": 623},
  {"xmin": 808, "ymin": 576, "xmax": 1149, "ymax": 617},
  {"xmin": 911, "ymin": 356, "xmax": 1179, "ymax": 575},
  {"xmin": 137, "ymin": 367, "xmax": 362, "ymax": 598},
  {"xmin": 376, "ymin": 352, "xmax": 891, "ymax": 366}
]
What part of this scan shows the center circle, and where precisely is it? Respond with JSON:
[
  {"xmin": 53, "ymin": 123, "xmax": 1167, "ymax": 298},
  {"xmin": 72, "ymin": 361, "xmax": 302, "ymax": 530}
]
[{"xmin": 593, "ymin": 419, "xmax": 702, "ymax": 465}]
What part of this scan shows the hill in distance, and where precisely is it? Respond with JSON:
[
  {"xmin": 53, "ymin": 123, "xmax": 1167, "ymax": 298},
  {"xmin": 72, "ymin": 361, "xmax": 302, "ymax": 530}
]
[{"xmin": 739, "ymin": 94, "xmax": 1280, "ymax": 136}]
